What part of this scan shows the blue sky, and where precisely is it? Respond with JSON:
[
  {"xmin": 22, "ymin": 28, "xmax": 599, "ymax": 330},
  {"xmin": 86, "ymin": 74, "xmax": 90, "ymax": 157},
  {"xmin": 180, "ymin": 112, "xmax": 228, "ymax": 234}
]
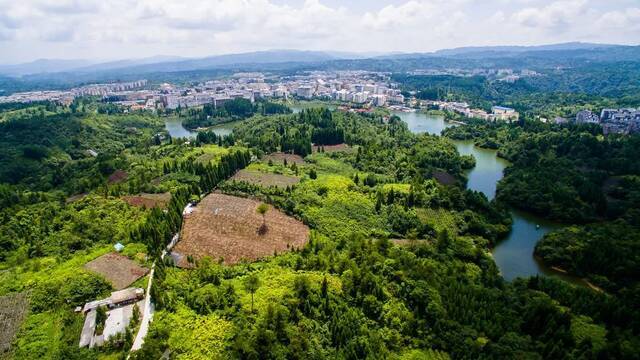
[{"xmin": 0, "ymin": 0, "xmax": 638, "ymax": 63}]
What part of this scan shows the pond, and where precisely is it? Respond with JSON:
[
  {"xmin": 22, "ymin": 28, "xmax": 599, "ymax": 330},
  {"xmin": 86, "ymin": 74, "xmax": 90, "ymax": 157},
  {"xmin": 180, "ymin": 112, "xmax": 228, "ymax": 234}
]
[
  {"xmin": 164, "ymin": 118, "xmax": 235, "ymax": 139},
  {"xmin": 392, "ymin": 111, "xmax": 577, "ymax": 282}
]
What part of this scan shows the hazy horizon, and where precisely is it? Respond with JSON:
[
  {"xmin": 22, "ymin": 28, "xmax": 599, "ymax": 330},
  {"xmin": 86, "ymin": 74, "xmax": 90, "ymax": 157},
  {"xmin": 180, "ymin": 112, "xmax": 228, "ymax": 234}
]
[
  {"xmin": 1, "ymin": 0, "xmax": 639, "ymax": 64},
  {"xmin": 1, "ymin": 41, "xmax": 638, "ymax": 66}
]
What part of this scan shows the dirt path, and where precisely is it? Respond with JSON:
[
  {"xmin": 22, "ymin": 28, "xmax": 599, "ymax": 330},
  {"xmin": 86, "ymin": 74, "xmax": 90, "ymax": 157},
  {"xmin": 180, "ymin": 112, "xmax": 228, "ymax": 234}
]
[{"xmin": 130, "ymin": 232, "xmax": 179, "ymax": 352}]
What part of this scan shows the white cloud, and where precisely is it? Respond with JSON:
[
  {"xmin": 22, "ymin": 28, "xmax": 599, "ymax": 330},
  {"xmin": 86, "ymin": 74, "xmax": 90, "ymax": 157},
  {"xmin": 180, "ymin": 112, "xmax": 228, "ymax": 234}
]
[
  {"xmin": 512, "ymin": 0, "xmax": 588, "ymax": 31},
  {"xmin": 596, "ymin": 8, "xmax": 640, "ymax": 30},
  {"xmin": 0, "ymin": 0, "xmax": 637, "ymax": 63}
]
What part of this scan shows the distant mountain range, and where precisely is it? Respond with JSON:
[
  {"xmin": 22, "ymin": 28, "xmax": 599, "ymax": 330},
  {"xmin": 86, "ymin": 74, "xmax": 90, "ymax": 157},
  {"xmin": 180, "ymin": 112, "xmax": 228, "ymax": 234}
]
[
  {"xmin": 0, "ymin": 42, "xmax": 640, "ymax": 83},
  {"xmin": 0, "ymin": 50, "xmax": 366, "ymax": 77},
  {"xmin": 431, "ymin": 42, "xmax": 620, "ymax": 56}
]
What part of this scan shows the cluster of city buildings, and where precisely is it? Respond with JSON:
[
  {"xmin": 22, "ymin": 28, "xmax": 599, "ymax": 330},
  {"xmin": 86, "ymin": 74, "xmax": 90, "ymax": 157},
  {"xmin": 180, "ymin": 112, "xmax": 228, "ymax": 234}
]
[
  {"xmin": 0, "ymin": 71, "xmax": 406, "ymax": 110},
  {"xmin": 283, "ymin": 71, "xmax": 405, "ymax": 105},
  {"xmin": 4, "ymin": 72, "xmax": 638, "ymax": 136},
  {"xmin": 568, "ymin": 109, "xmax": 640, "ymax": 134},
  {"xmin": 423, "ymin": 100, "xmax": 520, "ymax": 121},
  {"xmin": 0, "ymin": 80, "xmax": 147, "ymax": 105}
]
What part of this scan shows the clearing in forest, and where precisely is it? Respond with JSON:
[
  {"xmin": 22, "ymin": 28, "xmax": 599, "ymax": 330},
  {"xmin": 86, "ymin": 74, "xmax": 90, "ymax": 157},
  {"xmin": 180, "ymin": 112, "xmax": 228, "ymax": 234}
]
[
  {"xmin": 108, "ymin": 170, "xmax": 129, "ymax": 184},
  {"xmin": 174, "ymin": 193, "xmax": 309, "ymax": 267},
  {"xmin": 312, "ymin": 143, "xmax": 352, "ymax": 153},
  {"xmin": 262, "ymin": 152, "xmax": 305, "ymax": 165},
  {"xmin": 122, "ymin": 192, "xmax": 172, "ymax": 209},
  {"xmin": 84, "ymin": 253, "xmax": 149, "ymax": 290},
  {"xmin": 230, "ymin": 169, "xmax": 300, "ymax": 188},
  {"xmin": 432, "ymin": 171, "xmax": 457, "ymax": 186},
  {"xmin": 0, "ymin": 292, "xmax": 29, "ymax": 355}
]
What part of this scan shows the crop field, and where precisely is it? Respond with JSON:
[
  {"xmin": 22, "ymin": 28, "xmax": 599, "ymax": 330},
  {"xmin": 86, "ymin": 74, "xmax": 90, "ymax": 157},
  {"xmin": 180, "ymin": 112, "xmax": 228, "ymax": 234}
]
[
  {"xmin": 193, "ymin": 146, "xmax": 230, "ymax": 164},
  {"xmin": 230, "ymin": 169, "xmax": 300, "ymax": 188},
  {"xmin": 122, "ymin": 192, "xmax": 172, "ymax": 209},
  {"xmin": 108, "ymin": 169, "xmax": 129, "ymax": 184},
  {"xmin": 84, "ymin": 252, "xmax": 149, "ymax": 290},
  {"xmin": 312, "ymin": 143, "xmax": 352, "ymax": 153},
  {"xmin": 262, "ymin": 152, "xmax": 305, "ymax": 165},
  {"xmin": 0, "ymin": 292, "xmax": 29, "ymax": 355},
  {"xmin": 416, "ymin": 208, "xmax": 460, "ymax": 235},
  {"xmin": 174, "ymin": 193, "xmax": 309, "ymax": 266},
  {"xmin": 432, "ymin": 171, "xmax": 457, "ymax": 185}
]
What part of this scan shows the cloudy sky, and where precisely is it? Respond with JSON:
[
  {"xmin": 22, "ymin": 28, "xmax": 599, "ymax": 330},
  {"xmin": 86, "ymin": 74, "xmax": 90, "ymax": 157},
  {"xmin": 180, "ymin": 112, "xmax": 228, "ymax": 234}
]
[{"xmin": 0, "ymin": 0, "xmax": 639, "ymax": 64}]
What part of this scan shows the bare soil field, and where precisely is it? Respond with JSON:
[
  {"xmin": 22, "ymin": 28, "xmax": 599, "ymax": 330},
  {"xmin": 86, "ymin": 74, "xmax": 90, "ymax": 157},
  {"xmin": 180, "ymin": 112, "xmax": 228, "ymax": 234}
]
[
  {"xmin": 174, "ymin": 193, "xmax": 309, "ymax": 267},
  {"xmin": 432, "ymin": 171, "xmax": 457, "ymax": 186},
  {"xmin": 0, "ymin": 292, "xmax": 28, "ymax": 355},
  {"xmin": 230, "ymin": 169, "xmax": 300, "ymax": 188},
  {"xmin": 84, "ymin": 253, "xmax": 149, "ymax": 290},
  {"xmin": 312, "ymin": 143, "xmax": 352, "ymax": 153},
  {"xmin": 108, "ymin": 170, "xmax": 129, "ymax": 184},
  {"xmin": 263, "ymin": 152, "xmax": 305, "ymax": 165},
  {"xmin": 122, "ymin": 193, "xmax": 172, "ymax": 209}
]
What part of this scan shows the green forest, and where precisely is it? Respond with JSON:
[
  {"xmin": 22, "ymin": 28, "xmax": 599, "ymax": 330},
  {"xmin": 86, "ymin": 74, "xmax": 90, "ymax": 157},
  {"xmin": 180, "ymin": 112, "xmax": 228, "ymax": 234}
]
[{"xmin": 0, "ymin": 98, "xmax": 638, "ymax": 360}]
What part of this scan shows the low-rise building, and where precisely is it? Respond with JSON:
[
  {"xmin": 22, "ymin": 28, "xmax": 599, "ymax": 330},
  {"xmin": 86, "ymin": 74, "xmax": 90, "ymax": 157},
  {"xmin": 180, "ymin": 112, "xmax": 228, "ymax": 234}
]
[
  {"xmin": 491, "ymin": 106, "xmax": 519, "ymax": 121},
  {"xmin": 600, "ymin": 108, "xmax": 640, "ymax": 135},
  {"xmin": 79, "ymin": 288, "xmax": 145, "ymax": 348},
  {"xmin": 576, "ymin": 110, "xmax": 600, "ymax": 124}
]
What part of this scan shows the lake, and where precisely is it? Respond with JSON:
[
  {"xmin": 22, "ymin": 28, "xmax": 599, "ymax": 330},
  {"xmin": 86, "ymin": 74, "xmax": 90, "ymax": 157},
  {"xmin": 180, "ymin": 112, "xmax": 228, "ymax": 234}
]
[
  {"xmin": 164, "ymin": 118, "xmax": 235, "ymax": 139},
  {"xmin": 392, "ymin": 111, "xmax": 572, "ymax": 281}
]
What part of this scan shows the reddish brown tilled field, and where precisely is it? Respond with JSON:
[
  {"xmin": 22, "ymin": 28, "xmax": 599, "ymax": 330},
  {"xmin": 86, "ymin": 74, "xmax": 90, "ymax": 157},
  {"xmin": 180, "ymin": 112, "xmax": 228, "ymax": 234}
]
[
  {"xmin": 312, "ymin": 143, "xmax": 351, "ymax": 153},
  {"xmin": 84, "ymin": 252, "xmax": 149, "ymax": 290},
  {"xmin": 108, "ymin": 169, "xmax": 129, "ymax": 184},
  {"xmin": 262, "ymin": 152, "xmax": 306, "ymax": 165},
  {"xmin": 174, "ymin": 193, "xmax": 309, "ymax": 267},
  {"xmin": 122, "ymin": 192, "xmax": 172, "ymax": 209}
]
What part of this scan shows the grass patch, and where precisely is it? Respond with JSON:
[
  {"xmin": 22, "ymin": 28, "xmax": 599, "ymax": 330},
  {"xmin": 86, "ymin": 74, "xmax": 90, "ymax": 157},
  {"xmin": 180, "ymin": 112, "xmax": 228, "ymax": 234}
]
[
  {"xmin": 228, "ymin": 266, "xmax": 341, "ymax": 314},
  {"xmin": 416, "ymin": 208, "xmax": 459, "ymax": 235}
]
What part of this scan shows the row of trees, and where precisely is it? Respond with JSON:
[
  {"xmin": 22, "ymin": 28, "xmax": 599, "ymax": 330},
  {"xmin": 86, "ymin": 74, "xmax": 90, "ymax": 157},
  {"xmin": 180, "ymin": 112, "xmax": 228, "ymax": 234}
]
[{"xmin": 182, "ymin": 99, "xmax": 291, "ymax": 129}]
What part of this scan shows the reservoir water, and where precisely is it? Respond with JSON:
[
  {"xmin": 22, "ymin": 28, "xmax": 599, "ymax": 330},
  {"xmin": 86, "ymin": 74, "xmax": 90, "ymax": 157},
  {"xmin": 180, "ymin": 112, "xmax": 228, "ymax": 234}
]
[
  {"xmin": 392, "ymin": 111, "xmax": 568, "ymax": 281},
  {"xmin": 165, "ymin": 118, "xmax": 197, "ymax": 138},
  {"xmin": 164, "ymin": 118, "xmax": 235, "ymax": 139}
]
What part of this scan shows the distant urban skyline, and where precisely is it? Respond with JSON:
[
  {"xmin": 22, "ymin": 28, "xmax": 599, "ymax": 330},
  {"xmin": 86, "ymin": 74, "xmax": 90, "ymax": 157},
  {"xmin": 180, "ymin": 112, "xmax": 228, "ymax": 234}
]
[{"xmin": 0, "ymin": 0, "xmax": 639, "ymax": 64}]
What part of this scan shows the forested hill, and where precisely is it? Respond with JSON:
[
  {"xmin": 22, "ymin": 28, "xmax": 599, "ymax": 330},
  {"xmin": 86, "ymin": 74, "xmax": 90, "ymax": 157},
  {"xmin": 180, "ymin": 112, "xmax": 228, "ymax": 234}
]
[
  {"xmin": 1, "ymin": 101, "xmax": 639, "ymax": 359},
  {"xmin": 0, "ymin": 100, "xmax": 164, "ymax": 193},
  {"xmin": 443, "ymin": 119, "xmax": 640, "ymax": 298}
]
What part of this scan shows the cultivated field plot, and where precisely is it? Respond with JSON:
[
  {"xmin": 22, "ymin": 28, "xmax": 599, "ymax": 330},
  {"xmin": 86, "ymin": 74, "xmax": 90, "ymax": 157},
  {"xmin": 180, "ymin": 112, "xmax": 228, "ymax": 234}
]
[
  {"xmin": 0, "ymin": 292, "xmax": 28, "ymax": 355},
  {"xmin": 84, "ymin": 253, "xmax": 149, "ymax": 290},
  {"xmin": 230, "ymin": 169, "xmax": 300, "ymax": 188},
  {"xmin": 174, "ymin": 193, "xmax": 309, "ymax": 266},
  {"xmin": 108, "ymin": 169, "xmax": 129, "ymax": 184},
  {"xmin": 312, "ymin": 143, "xmax": 352, "ymax": 153},
  {"xmin": 122, "ymin": 192, "xmax": 172, "ymax": 209},
  {"xmin": 262, "ymin": 152, "xmax": 305, "ymax": 165},
  {"xmin": 432, "ymin": 171, "xmax": 457, "ymax": 186},
  {"xmin": 193, "ymin": 146, "xmax": 229, "ymax": 164}
]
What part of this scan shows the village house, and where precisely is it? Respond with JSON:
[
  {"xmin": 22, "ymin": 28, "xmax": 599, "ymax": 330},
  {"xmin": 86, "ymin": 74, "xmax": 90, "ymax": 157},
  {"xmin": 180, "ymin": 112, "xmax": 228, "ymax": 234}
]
[{"xmin": 78, "ymin": 288, "xmax": 145, "ymax": 348}]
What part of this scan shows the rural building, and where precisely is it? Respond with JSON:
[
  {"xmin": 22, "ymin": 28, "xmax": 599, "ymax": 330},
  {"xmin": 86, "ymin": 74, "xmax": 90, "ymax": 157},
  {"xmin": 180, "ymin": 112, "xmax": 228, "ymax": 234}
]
[
  {"xmin": 491, "ymin": 106, "xmax": 520, "ymax": 121},
  {"xmin": 79, "ymin": 288, "xmax": 145, "ymax": 348}
]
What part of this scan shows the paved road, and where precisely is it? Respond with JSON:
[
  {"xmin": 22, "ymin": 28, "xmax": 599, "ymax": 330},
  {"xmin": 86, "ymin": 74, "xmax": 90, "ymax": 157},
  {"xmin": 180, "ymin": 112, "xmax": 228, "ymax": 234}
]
[{"xmin": 130, "ymin": 233, "xmax": 179, "ymax": 352}]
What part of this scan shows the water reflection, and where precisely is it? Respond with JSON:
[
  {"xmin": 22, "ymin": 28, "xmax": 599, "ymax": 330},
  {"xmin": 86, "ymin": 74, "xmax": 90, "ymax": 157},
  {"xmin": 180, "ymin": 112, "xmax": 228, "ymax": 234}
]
[{"xmin": 394, "ymin": 111, "xmax": 577, "ymax": 282}]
